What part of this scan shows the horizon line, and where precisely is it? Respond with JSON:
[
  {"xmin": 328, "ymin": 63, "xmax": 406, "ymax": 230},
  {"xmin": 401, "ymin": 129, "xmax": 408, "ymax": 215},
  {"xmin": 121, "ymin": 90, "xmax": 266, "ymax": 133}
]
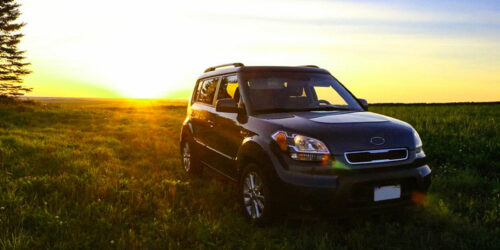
[{"xmin": 20, "ymin": 96, "xmax": 500, "ymax": 105}]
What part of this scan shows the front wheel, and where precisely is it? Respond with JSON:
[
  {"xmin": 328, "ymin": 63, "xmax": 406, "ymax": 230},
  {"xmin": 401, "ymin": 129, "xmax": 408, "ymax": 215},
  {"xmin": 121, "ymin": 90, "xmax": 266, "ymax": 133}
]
[{"xmin": 240, "ymin": 163, "xmax": 276, "ymax": 225}]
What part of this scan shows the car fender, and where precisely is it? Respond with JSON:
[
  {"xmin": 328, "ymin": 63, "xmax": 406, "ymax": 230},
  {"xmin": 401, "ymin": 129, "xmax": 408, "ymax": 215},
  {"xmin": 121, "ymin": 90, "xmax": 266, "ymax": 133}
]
[{"xmin": 236, "ymin": 136, "xmax": 278, "ymax": 180}]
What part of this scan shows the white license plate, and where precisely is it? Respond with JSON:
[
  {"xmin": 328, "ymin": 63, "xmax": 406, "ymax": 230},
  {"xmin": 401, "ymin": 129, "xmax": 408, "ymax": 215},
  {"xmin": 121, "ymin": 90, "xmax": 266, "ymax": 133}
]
[{"xmin": 374, "ymin": 185, "xmax": 401, "ymax": 201}]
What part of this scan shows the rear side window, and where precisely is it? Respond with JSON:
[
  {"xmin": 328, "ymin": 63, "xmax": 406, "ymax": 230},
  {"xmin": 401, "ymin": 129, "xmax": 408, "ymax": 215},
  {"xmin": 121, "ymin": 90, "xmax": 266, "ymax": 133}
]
[
  {"xmin": 217, "ymin": 75, "xmax": 239, "ymax": 101},
  {"xmin": 196, "ymin": 78, "xmax": 218, "ymax": 105}
]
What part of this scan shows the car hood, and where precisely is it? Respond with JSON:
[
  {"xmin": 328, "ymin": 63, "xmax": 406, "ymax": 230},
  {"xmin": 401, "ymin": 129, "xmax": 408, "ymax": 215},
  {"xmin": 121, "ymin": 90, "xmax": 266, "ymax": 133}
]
[{"xmin": 255, "ymin": 111, "xmax": 416, "ymax": 154}]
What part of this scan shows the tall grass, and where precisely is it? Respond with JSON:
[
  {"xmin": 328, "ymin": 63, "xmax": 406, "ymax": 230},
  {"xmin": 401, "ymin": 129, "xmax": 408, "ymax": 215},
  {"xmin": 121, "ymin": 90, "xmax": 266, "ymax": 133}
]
[{"xmin": 0, "ymin": 100, "xmax": 498, "ymax": 249}]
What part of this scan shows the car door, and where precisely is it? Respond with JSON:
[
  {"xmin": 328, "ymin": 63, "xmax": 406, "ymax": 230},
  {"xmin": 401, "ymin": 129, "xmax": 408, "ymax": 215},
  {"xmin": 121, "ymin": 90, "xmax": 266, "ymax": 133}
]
[
  {"xmin": 190, "ymin": 77, "xmax": 220, "ymax": 167},
  {"xmin": 211, "ymin": 74, "xmax": 246, "ymax": 179}
]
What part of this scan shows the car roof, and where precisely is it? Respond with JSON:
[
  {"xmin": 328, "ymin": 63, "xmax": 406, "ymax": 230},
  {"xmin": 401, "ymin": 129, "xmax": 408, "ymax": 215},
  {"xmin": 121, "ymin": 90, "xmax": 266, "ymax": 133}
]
[{"xmin": 198, "ymin": 65, "xmax": 330, "ymax": 80}]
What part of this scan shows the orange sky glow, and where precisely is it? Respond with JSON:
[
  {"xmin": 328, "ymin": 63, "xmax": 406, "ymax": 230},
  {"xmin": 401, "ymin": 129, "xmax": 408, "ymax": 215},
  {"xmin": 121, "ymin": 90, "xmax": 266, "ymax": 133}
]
[{"xmin": 18, "ymin": 0, "xmax": 500, "ymax": 102}]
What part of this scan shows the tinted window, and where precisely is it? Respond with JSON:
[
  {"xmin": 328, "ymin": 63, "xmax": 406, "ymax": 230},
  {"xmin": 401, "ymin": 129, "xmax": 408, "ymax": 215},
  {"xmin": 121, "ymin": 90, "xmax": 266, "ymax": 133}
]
[
  {"xmin": 217, "ymin": 75, "xmax": 239, "ymax": 102},
  {"xmin": 196, "ymin": 78, "xmax": 218, "ymax": 105}
]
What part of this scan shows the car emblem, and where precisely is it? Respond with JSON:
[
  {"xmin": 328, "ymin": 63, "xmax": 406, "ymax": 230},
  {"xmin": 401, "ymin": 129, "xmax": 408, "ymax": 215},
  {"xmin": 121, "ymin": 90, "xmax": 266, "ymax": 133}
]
[{"xmin": 370, "ymin": 137, "xmax": 385, "ymax": 145}]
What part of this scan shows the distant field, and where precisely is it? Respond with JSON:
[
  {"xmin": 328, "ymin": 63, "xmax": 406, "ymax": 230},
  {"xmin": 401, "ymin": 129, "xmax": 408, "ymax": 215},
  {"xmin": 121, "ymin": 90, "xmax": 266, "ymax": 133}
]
[{"xmin": 0, "ymin": 99, "xmax": 498, "ymax": 249}]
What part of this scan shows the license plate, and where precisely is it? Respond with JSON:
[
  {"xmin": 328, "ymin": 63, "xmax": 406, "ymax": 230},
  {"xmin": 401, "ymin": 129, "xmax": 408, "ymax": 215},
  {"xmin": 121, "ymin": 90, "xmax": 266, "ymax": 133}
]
[{"xmin": 374, "ymin": 185, "xmax": 401, "ymax": 201}]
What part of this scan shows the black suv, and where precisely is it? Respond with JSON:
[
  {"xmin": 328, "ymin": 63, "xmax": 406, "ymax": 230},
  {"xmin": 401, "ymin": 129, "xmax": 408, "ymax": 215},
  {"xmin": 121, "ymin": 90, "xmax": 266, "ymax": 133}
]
[{"xmin": 180, "ymin": 63, "xmax": 431, "ymax": 224}]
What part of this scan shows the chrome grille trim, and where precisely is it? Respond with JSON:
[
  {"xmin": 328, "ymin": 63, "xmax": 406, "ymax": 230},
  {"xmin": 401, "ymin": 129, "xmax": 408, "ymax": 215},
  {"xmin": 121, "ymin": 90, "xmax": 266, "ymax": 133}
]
[{"xmin": 344, "ymin": 148, "xmax": 408, "ymax": 165}]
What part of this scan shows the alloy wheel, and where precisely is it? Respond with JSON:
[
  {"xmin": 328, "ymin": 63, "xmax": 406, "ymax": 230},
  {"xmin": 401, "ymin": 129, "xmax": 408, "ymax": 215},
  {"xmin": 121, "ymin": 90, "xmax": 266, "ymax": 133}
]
[{"xmin": 242, "ymin": 171, "xmax": 265, "ymax": 219}]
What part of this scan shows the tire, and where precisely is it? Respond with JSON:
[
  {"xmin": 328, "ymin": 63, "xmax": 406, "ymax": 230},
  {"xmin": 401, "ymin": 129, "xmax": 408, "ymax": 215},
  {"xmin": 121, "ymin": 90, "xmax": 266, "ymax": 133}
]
[
  {"xmin": 180, "ymin": 139, "xmax": 202, "ymax": 175},
  {"xmin": 239, "ymin": 163, "xmax": 276, "ymax": 226}
]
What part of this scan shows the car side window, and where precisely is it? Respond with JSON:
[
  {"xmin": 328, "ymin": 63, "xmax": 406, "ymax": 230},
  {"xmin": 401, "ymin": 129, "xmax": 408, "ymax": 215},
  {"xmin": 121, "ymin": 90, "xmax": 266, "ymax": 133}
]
[
  {"xmin": 217, "ymin": 75, "xmax": 239, "ymax": 102},
  {"xmin": 196, "ymin": 78, "xmax": 218, "ymax": 105}
]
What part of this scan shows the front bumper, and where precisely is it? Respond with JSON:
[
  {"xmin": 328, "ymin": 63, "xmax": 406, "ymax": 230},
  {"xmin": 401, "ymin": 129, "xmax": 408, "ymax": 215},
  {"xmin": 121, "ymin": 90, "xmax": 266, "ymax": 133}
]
[{"xmin": 271, "ymin": 159, "xmax": 431, "ymax": 212}]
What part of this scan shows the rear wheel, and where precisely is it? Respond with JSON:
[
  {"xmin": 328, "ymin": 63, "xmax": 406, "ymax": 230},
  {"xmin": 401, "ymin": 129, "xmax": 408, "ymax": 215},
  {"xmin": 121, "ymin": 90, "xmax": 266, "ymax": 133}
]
[
  {"xmin": 181, "ymin": 140, "xmax": 201, "ymax": 175},
  {"xmin": 240, "ymin": 163, "xmax": 276, "ymax": 225}
]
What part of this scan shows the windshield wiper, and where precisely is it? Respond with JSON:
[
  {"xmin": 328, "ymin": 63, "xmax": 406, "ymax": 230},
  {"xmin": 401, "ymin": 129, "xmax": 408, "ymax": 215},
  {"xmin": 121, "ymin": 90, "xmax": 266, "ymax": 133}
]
[
  {"xmin": 305, "ymin": 106, "xmax": 353, "ymax": 111},
  {"xmin": 256, "ymin": 106, "xmax": 354, "ymax": 114},
  {"xmin": 255, "ymin": 108, "xmax": 308, "ymax": 114}
]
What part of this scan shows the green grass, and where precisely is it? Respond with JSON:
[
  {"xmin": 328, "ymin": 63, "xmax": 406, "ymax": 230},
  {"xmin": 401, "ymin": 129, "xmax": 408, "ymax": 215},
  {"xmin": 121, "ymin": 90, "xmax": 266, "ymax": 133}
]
[{"xmin": 0, "ymin": 99, "xmax": 499, "ymax": 249}]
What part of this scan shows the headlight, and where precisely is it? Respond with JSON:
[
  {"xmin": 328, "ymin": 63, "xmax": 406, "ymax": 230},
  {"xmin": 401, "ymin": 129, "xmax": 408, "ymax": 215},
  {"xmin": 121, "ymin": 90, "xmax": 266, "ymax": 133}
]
[
  {"xmin": 271, "ymin": 131, "xmax": 330, "ymax": 164},
  {"xmin": 414, "ymin": 130, "xmax": 423, "ymax": 148},
  {"xmin": 413, "ymin": 130, "xmax": 425, "ymax": 158}
]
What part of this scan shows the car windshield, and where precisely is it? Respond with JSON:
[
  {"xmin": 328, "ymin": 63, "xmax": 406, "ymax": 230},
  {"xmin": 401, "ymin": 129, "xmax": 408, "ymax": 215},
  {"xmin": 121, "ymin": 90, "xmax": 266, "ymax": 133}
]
[{"xmin": 242, "ymin": 72, "xmax": 363, "ymax": 113}]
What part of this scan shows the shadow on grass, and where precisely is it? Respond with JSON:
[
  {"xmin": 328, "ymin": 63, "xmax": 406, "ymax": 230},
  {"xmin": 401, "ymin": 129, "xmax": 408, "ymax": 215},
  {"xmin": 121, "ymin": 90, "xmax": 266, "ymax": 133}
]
[{"xmin": 190, "ymin": 168, "xmax": 499, "ymax": 249}]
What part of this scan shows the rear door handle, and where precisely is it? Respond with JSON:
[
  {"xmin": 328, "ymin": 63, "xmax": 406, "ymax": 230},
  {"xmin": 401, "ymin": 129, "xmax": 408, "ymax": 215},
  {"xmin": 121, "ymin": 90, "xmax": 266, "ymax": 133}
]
[{"xmin": 207, "ymin": 120, "xmax": 215, "ymax": 128}]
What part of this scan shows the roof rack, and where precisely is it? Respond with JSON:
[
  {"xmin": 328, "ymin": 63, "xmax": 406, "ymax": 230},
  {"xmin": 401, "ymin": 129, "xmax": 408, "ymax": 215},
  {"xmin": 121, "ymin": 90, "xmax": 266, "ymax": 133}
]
[
  {"xmin": 297, "ymin": 65, "xmax": 319, "ymax": 68},
  {"xmin": 204, "ymin": 62, "xmax": 244, "ymax": 73}
]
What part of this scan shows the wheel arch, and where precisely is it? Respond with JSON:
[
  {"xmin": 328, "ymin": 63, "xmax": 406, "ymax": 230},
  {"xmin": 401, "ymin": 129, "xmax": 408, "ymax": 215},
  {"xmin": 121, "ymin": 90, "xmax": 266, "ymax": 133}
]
[{"xmin": 236, "ymin": 138, "xmax": 277, "ymax": 180}]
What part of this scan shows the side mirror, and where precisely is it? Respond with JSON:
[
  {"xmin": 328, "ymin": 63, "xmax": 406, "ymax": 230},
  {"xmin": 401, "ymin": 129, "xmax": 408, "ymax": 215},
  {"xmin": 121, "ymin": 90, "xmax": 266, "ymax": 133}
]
[
  {"xmin": 216, "ymin": 98, "xmax": 238, "ymax": 113},
  {"xmin": 358, "ymin": 98, "xmax": 368, "ymax": 110}
]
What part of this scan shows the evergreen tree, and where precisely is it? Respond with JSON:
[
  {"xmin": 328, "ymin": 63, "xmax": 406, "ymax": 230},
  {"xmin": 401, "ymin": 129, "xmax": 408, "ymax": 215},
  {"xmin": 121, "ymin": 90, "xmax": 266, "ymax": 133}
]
[{"xmin": 0, "ymin": 0, "xmax": 31, "ymax": 97}]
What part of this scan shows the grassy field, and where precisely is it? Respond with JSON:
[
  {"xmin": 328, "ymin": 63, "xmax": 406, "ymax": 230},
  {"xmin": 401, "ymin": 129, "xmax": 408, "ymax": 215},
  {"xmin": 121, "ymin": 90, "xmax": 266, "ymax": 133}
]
[{"xmin": 0, "ymin": 99, "xmax": 499, "ymax": 249}]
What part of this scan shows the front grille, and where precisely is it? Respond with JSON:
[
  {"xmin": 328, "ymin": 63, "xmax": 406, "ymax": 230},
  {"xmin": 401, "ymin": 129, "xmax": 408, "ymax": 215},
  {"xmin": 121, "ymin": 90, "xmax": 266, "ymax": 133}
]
[{"xmin": 345, "ymin": 148, "xmax": 408, "ymax": 164}]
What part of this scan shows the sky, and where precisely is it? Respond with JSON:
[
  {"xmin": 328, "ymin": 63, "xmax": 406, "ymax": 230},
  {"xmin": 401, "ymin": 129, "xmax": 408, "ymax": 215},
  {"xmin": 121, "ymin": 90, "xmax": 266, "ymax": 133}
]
[{"xmin": 18, "ymin": 0, "xmax": 500, "ymax": 102}]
